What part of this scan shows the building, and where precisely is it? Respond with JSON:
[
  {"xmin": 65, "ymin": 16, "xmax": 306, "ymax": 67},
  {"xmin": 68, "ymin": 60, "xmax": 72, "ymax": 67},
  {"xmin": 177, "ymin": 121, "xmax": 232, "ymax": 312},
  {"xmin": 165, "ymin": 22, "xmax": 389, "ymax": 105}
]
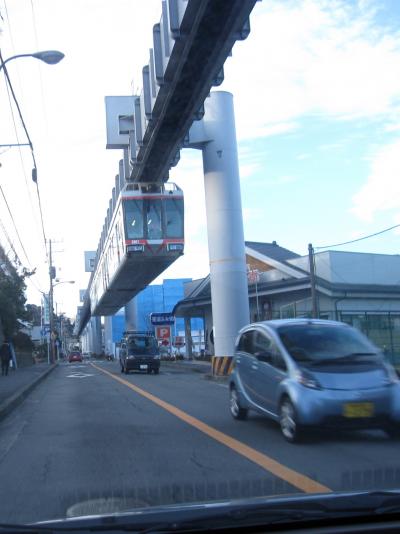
[
  {"xmin": 104, "ymin": 278, "xmax": 204, "ymax": 356},
  {"xmin": 173, "ymin": 241, "xmax": 400, "ymax": 363}
]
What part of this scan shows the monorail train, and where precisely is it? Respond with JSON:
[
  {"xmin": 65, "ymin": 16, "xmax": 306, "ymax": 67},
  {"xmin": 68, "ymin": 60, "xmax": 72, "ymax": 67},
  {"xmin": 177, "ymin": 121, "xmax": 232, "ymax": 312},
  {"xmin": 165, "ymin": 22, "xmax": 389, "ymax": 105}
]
[{"xmin": 90, "ymin": 182, "xmax": 184, "ymax": 316}]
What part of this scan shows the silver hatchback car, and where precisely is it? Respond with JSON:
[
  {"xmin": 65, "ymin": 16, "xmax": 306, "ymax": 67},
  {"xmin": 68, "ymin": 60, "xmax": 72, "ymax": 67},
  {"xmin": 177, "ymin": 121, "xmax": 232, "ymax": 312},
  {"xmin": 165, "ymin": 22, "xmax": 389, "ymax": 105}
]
[{"xmin": 229, "ymin": 319, "xmax": 400, "ymax": 443}]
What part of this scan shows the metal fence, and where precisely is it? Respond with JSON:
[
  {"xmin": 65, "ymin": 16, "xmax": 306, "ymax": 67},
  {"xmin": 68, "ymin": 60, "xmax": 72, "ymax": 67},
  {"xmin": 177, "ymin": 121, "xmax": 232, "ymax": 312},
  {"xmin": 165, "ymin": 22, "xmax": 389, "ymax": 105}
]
[{"xmin": 273, "ymin": 308, "xmax": 400, "ymax": 366}]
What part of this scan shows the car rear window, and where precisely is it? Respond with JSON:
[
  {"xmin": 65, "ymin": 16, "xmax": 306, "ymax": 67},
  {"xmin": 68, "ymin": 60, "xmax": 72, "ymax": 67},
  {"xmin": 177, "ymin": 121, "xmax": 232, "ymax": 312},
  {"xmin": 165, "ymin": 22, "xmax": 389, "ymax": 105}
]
[{"xmin": 127, "ymin": 336, "xmax": 158, "ymax": 355}]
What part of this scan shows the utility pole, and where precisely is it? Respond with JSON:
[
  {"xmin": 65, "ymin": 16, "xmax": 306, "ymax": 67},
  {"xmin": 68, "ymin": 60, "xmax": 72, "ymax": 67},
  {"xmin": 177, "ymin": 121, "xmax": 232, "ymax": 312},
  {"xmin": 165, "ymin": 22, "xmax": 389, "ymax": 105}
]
[
  {"xmin": 308, "ymin": 243, "xmax": 318, "ymax": 319},
  {"xmin": 48, "ymin": 239, "xmax": 55, "ymax": 363}
]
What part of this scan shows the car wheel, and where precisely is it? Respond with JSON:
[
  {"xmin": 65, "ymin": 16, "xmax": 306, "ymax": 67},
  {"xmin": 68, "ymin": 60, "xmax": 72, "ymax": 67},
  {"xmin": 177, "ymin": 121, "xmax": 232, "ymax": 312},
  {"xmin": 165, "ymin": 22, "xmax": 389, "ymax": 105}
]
[
  {"xmin": 279, "ymin": 398, "xmax": 302, "ymax": 443},
  {"xmin": 229, "ymin": 386, "xmax": 248, "ymax": 420}
]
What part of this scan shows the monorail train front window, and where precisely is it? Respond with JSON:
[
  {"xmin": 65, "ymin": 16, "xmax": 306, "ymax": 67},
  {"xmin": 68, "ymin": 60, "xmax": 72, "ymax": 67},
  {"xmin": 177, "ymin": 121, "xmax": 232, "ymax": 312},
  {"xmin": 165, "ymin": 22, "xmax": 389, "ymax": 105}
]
[
  {"xmin": 124, "ymin": 199, "xmax": 144, "ymax": 239},
  {"xmin": 165, "ymin": 198, "xmax": 184, "ymax": 238},
  {"xmin": 146, "ymin": 199, "xmax": 163, "ymax": 239}
]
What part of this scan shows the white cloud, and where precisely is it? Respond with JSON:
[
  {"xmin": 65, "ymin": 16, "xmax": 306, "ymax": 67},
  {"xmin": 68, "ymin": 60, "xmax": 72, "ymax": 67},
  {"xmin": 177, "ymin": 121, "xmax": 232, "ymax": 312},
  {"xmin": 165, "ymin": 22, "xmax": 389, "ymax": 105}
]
[
  {"xmin": 222, "ymin": 0, "xmax": 400, "ymax": 139},
  {"xmin": 154, "ymin": 239, "xmax": 209, "ymax": 284},
  {"xmin": 296, "ymin": 153, "xmax": 311, "ymax": 160},
  {"xmin": 351, "ymin": 140, "xmax": 400, "ymax": 221},
  {"xmin": 3, "ymin": 0, "xmax": 400, "ymax": 316}
]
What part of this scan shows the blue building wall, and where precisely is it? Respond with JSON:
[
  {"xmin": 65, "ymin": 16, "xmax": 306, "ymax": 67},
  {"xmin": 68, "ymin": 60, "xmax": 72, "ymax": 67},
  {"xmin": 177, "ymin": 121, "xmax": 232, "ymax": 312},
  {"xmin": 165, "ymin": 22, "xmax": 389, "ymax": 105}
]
[
  {"xmin": 111, "ymin": 314, "xmax": 125, "ymax": 343},
  {"xmin": 136, "ymin": 278, "xmax": 203, "ymax": 335},
  {"xmin": 112, "ymin": 279, "xmax": 203, "ymax": 343}
]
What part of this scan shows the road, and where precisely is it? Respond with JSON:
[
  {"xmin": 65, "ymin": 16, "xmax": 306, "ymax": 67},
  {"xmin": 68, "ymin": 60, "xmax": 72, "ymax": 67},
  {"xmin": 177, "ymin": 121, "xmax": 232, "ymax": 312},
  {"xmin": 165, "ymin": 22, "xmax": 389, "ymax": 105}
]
[{"xmin": 0, "ymin": 360, "xmax": 400, "ymax": 523}]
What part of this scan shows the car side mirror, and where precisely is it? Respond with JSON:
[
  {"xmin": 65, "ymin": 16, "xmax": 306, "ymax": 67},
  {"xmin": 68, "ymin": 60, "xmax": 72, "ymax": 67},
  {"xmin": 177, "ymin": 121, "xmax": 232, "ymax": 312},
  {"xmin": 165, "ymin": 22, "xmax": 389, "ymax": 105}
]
[{"xmin": 256, "ymin": 350, "xmax": 273, "ymax": 363}]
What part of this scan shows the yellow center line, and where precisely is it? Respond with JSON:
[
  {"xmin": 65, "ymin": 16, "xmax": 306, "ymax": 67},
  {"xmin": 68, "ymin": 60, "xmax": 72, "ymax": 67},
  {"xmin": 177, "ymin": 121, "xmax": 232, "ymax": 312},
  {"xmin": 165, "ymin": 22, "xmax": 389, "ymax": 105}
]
[{"xmin": 91, "ymin": 363, "xmax": 331, "ymax": 495}]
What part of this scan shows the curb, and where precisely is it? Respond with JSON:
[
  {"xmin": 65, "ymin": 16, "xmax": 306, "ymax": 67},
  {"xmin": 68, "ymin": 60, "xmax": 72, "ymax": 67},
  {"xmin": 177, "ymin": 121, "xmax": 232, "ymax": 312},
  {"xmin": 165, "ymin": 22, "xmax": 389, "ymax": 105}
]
[
  {"xmin": 161, "ymin": 361, "xmax": 210, "ymax": 374},
  {"xmin": 0, "ymin": 363, "xmax": 57, "ymax": 422},
  {"xmin": 204, "ymin": 373, "xmax": 229, "ymax": 383}
]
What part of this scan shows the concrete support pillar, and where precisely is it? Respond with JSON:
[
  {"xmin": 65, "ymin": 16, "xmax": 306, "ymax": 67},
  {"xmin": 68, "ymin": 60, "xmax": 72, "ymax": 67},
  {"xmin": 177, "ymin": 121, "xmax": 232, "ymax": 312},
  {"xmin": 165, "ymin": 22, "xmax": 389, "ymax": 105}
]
[
  {"xmin": 86, "ymin": 324, "xmax": 92, "ymax": 353},
  {"xmin": 90, "ymin": 316, "xmax": 102, "ymax": 355},
  {"xmin": 201, "ymin": 91, "xmax": 250, "ymax": 357},
  {"xmin": 125, "ymin": 297, "xmax": 138, "ymax": 331},
  {"xmin": 184, "ymin": 317, "xmax": 193, "ymax": 359},
  {"xmin": 103, "ymin": 315, "xmax": 113, "ymax": 356},
  {"xmin": 81, "ymin": 327, "xmax": 88, "ymax": 354}
]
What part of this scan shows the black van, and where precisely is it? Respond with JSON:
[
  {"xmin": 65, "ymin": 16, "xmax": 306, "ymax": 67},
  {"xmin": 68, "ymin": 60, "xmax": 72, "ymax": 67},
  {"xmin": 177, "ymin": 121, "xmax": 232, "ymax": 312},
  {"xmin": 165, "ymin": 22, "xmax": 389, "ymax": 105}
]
[{"xmin": 119, "ymin": 331, "xmax": 160, "ymax": 374}]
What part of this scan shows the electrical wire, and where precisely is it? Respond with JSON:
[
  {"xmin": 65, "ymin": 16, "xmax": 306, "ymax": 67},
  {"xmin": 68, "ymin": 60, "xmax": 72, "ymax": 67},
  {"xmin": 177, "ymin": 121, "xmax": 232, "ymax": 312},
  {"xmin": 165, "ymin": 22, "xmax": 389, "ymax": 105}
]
[
  {"xmin": 0, "ymin": 224, "xmax": 45, "ymax": 295},
  {"xmin": 29, "ymin": 0, "xmax": 49, "ymax": 135},
  {"xmin": 1, "ymin": 3, "xmax": 44, "ymax": 245},
  {"xmin": 0, "ymin": 215, "xmax": 22, "ymax": 266},
  {"xmin": 314, "ymin": 223, "xmax": 400, "ymax": 250},
  {"xmin": 0, "ymin": 184, "xmax": 32, "ymax": 267},
  {"xmin": 0, "ymin": 49, "xmax": 39, "ymax": 235},
  {"xmin": 0, "ymin": 49, "xmax": 37, "ymax": 168},
  {"xmin": 34, "ymin": 182, "xmax": 47, "ymax": 248},
  {"xmin": 0, "ymin": 46, "xmax": 48, "ymax": 256}
]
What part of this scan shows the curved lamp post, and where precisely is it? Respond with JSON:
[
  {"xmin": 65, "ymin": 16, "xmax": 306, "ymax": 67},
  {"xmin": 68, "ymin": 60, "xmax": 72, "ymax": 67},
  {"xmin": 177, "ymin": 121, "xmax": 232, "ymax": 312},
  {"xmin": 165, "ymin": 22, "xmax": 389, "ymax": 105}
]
[
  {"xmin": 54, "ymin": 280, "xmax": 75, "ymax": 288},
  {"xmin": 0, "ymin": 50, "xmax": 64, "ymax": 72},
  {"xmin": 0, "ymin": 50, "xmax": 64, "ymax": 159}
]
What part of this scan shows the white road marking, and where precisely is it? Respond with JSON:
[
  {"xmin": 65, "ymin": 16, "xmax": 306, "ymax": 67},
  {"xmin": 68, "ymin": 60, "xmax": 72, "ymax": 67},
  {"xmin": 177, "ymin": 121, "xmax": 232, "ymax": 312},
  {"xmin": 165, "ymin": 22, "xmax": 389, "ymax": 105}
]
[{"xmin": 66, "ymin": 373, "xmax": 94, "ymax": 378}]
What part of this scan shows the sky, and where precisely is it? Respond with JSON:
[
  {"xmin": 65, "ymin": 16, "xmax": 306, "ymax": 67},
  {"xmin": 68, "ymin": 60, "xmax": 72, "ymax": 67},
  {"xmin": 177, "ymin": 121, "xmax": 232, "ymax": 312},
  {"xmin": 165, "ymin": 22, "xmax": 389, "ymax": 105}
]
[{"xmin": 1, "ymin": 0, "xmax": 400, "ymax": 319}]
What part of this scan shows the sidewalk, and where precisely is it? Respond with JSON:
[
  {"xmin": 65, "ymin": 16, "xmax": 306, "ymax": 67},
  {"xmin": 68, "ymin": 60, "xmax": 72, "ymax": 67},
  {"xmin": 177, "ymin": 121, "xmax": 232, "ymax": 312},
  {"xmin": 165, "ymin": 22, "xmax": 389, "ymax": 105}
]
[{"xmin": 0, "ymin": 362, "xmax": 57, "ymax": 422}]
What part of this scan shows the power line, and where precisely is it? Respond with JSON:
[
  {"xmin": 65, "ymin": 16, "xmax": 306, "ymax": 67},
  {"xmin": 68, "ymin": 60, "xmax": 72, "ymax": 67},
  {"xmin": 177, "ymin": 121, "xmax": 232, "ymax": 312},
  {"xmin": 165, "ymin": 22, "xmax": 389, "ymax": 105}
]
[
  {"xmin": 0, "ymin": 46, "xmax": 48, "ymax": 256},
  {"xmin": 0, "ymin": 48, "xmax": 37, "ymax": 169},
  {"xmin": 0, "ymin": 215, "xmax": 21, "ymax": 266},
  {"xmin": 29, "ymin": 0, "xmax": 49, "ymax": 136},
  {"xmin": 0, "ymin": 47, "xmax": 41, "ymax": 238},
  {"xmin": 0, "ymin": 183, "xmax": 32, "ymax": 267},
  {"xmin": 314, "ymin": 223, "xmax": 400, "ymax": 250},
  {"xmin": 0, "ymin": 226, "xmax": 45, "ymax": 294},
  {"xmin": 35, "ymin": 181, "xmax": 47, "ymax": 248},
  {"xmin": 1, "ymin": 1, "xmax": 43, "ymax": 236}
]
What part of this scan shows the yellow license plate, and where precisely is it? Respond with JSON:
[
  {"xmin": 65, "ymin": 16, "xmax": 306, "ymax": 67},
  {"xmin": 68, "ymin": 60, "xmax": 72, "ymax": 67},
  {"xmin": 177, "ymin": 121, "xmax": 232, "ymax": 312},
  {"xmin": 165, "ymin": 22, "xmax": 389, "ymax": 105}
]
[{"xmin": 343, "ymin": 402, "xmax": 374, "ymax": 418}]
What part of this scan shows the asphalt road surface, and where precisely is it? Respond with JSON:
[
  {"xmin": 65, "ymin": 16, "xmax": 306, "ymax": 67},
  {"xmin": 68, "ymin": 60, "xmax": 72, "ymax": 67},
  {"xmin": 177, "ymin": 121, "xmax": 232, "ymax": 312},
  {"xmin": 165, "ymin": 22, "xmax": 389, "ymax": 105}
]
[{"xmin": 0, "ymin": 360, "xmax": 400, "ymax": 523}]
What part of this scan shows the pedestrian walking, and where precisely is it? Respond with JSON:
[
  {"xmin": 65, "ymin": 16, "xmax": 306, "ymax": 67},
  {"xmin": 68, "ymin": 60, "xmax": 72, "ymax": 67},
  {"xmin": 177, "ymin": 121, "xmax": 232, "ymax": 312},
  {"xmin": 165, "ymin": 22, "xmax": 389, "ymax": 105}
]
[{"xmin": 1, "ymin": 342, "xmax": 12, "ymax": 376}]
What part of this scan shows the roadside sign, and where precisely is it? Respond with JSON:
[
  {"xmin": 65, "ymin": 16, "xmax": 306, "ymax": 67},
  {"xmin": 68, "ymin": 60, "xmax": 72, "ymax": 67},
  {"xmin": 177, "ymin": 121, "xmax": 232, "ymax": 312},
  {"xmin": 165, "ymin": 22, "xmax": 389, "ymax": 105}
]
[
  {"xmin": 155, "ymin": 326, "xmax": 171, "ymax": 340},
  {"xmin": 173, "ymin": 336, "xmax": 185, "ymax": 347},
  {"xmin": 247, "ymin": 268, "xmax": 260, "ymax": 284},
  {"xmin": 42, "ymin": 298, "xmax": 50, "ymax": 324},
  {"xmin": 150, "ymin": 312, "xmax": 175, "ymax": 326},
  {"xmin": 41, "ymin": 325, "xmax": 51, "ymax": 336}
]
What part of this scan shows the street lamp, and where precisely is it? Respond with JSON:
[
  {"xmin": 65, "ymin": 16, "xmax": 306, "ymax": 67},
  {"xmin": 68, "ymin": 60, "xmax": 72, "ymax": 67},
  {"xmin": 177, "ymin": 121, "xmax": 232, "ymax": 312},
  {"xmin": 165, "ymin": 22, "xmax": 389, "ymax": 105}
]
[
  {"xmin": 0, "ymin": 50, "xmax": 64, "ymax": 72},
  {"xmin": 54, "ymin": 280, "xmax": 75, "ymax": 288},
  {"xmin": 0, "ymin": 49, "xmax": 65, "ymax": 172}
]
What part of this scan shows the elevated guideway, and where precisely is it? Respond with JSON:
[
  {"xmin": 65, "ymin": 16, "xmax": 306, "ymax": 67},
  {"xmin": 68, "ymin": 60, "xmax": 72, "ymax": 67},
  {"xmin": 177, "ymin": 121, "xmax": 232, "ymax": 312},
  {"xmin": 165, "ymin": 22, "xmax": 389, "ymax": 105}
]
[
  {"xmin": 126, "ymin": 0, "xmax": 257, "ymax": 184},
  {"xmin": 75, "ymin": 0, "xmax": 257, "ymax": 337}
]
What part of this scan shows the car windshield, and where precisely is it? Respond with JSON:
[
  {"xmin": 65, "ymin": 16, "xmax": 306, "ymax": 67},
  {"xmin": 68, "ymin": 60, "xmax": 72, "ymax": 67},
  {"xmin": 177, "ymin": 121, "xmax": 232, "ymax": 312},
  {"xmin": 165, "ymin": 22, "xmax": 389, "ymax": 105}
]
[
  {"xmin": 3, "ymin": 0, "xmax": 400, "ymax": 529},
  {"xmin": 277, "ymin": 324, "xmax": 380, "ymax": 363}
]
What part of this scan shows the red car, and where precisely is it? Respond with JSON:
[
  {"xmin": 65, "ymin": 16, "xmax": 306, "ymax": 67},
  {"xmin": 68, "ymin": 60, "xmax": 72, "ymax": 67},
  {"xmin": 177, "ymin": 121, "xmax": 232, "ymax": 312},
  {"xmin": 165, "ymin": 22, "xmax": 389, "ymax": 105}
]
[{"xmin": 68, "ymin": 351, "xmax": 83, "ymax": 363}]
